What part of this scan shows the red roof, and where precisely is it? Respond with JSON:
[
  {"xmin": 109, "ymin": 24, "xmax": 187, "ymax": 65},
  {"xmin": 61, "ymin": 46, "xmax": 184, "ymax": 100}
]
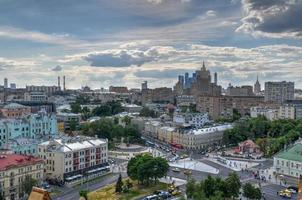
[{"xmin": 0, "ymin": 154, "xmax": 43, "ymax": 171}]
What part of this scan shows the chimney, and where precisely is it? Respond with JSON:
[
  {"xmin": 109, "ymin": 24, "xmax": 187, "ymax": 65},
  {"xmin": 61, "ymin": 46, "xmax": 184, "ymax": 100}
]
[
  {"xmin": 63, "ymin": 76, "xmax": 66, "ymax": 91},
  {"xmin": 58, "ymin": 76, "xmax": 61, "ymax": 90}
]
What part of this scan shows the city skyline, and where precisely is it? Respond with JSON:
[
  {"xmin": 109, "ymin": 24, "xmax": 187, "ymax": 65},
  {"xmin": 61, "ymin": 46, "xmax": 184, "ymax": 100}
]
[{"xmin": 0, "ymin": 0, "xmax": 302, "ymax": 89}]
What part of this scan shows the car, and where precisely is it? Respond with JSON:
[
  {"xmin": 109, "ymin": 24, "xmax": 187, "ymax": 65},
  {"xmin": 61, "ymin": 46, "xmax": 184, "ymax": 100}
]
[
  {"xmin": 143, "ymin": 194, "xmax": 159, "ymax": 200},
  {"xmin": 287, "ymin": 186, "xmax": 298, "ymax": 193},
  {"xmin": 278, "ymin": 189, "xmax": 292, "ymax": 198},
  {"xmin": 172, "ymin": 167, "xmax": 181, "ymax": 172},
  {"xmin": 158, "ymin": 191, "xmax": 171, "ymax": 199},
  {"xmin": 183, "ymin": 169, "xmax": 192, "ymax": 175}
]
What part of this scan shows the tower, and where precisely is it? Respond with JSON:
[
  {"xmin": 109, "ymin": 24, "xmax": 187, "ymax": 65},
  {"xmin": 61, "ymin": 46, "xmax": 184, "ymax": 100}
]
[
  {"xmin": 141, "ymin": 81, "xmax": 148, "ymax": 90},
  {"xmin": 254, "ymin": 75, "xmax": 261, "ymax": 94},
  {"xmin": 214, "ymin": 72, "xmax": 218, "ymax": 85},
  {"xmin": 4, "ymin": 78, "xmax": 8, "ymax": 88},
  {"xmin": 58, "ymin": 76, "xmax": 61, "ymax": 90},
  {"xmin": 63, "ymin": 76, "xmax": 66, "ymax": 91}
]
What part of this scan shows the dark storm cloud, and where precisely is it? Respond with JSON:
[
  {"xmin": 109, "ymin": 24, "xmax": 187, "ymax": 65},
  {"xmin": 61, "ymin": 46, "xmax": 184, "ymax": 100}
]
[{"xmin": 238, "ymin": 0, "xmax": 302, "ymax": 38}]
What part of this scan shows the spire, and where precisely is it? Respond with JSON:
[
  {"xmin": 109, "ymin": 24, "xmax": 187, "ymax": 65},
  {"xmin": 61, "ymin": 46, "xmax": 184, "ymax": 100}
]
[{"xmin": 202, "ymin": 61, "xmax": 206, "ymax": 70}]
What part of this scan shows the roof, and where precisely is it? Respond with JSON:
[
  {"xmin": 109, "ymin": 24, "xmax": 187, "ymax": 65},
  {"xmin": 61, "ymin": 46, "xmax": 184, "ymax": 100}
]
[
  {"xmin": 28, "ymin": 187, "xmax": 52, "ymax": 200},
  {"xmin": 275, "ymin": 144, "xmax": 302, "ymax": 163},
  {"xmin": 3, "ymin": 103, "xmax": 28, "ymax": 109},
  {"xmin": 188, "ymin": 124, "xmax": 233, "ymax": 135},
  {"xmin": 0, "ymin": 154, "xmax": 43, "ymax": 171}
]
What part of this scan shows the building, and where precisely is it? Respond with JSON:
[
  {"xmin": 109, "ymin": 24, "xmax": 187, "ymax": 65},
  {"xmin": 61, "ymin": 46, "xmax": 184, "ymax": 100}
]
[
  {"xmin": 197, "ymin": 95, "xmax": 265, "ymax": 120},
  {"xmin": 284, "ymin": 100, "xmax": 302, "ymax": 119},
  {"xmin": 173, "ymin": 112, "xmax": 209, "ymax": 128},
  {"xmin": 278, "ymin": 105, "xmax": 296, "ymax": 120},
  {"xmin": 56, "ymin": 112, "xmax": 81, "ymax": 131},
  {"xmin": 38, "ymin": 136, "xmax": 108, "ymax": 183},
  {"xmin": 28, "ymin": 187, "xmax": 51, "ymax": 200},
  {"xmin": 274, "ymin": 143, "xmax": 302, "ymax": 178},
  {"xmin": 173, "ymin": 124, "xmax": 233, "ymax": 150},
  {"xmin": 24, "ymin": 92, "xmax": 48, "ymax": 102},
  {"xmin": 109, "ymin": 86, "xmax": 128, "ymax": 93},
  {"xmin": 237, "ymin": 140, "xmax": 261, "ymax": 155},
  {"xmin": 141, "ymin": 81, "xmax": 148, "ymax": 91},
  {"xmin": 250, "ymin": 107, "xmax": 279, "ymax": 121},
  {"xmin": 4, "ymin": 78, "xmax": 8, "ymax": 89},
  {"xmin": 176, "ymin": 95, "xmax": 196, "ymax": 107},
  {"xmin": 26, "ymin": 85, "xmax": 60, "ymax": 95},
  {"xmin": 0, "ymin": 103, "xmax": 31, "ymax": 119},
  {"xmin": 265, "ymin": 81, "xmax": 294, "ymax": 103},
  {"xmin": 0, "ymin": 112, "xmax": 58, "ymax": 151},
  {"xmin": 0, "ymin": 154, "xmax": 44, "ymax": 200},
  {"xmin": 254, "ymin": 76, "xmax": 261, "ymax": 94},
  {"xmin": 122, "ymin": 103, "xmax": 142, "ymax": 113},
  {"xmin": 141, "ymin": 87, "xmax": 174, "ymax": 105},
  {"xmin": 226, "ymin": 85, "xmax": 254, "ymax": 96}
]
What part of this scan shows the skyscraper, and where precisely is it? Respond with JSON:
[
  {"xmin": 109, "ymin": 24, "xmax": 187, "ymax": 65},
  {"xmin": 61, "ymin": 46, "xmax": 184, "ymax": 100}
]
[
  {"xmin": 4, "ymin": 78, "xmax": 8, "ymax": 88},
  {"xmin": 254, "ymin": 75, "xmax": 261, "ymax": 94},
  {"xmin": 265, "ymin": 81, "xmax": 294, "ymax": 103}
]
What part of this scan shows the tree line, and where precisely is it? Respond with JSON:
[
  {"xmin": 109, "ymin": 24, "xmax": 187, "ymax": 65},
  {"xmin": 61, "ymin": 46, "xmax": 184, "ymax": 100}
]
[{"xmin": 223, "ymin": 116, "xmax": 302, "ymax": 156}]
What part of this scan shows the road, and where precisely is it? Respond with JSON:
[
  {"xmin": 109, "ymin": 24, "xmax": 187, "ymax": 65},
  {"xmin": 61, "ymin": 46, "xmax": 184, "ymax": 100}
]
[{"xmin": 52, "ymin": 172, "xmax": 127, "ymax": 200}]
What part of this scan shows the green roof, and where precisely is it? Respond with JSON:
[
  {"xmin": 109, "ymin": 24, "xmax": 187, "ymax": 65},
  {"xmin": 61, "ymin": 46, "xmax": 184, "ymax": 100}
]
[{"xmin": 275, "ymin": 144, "xmax": 302, "ymax": 163}]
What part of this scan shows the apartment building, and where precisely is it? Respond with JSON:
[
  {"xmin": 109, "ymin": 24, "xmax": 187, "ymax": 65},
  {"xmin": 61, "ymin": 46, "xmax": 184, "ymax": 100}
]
[
  {"xmin": 173, "ymin": 112, "xmax": 209, "ymax": 128},
  {"xmin": 0, "ymin": 154, "xmax": 44, "ymax": 200},
  {"xmin": 0, "ymin": 112, "xmax": 58, "ymax": 154},
  {"xmin": 37, "ymin": 136, "xmax": 108, "ymax": 183},
  {"xmin": 0, "ymin": 103, "xmax": 31, "ymax": 119},
  {"xmin": 264, "ymin": 81, "xmax": 294, "ymax": 103},
  {"xmin": 250, "ymin": 107, "xmax": 279, "ymax": 121}
]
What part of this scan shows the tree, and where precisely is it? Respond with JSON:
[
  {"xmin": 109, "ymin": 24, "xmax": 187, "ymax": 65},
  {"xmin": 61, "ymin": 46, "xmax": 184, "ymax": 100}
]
[
  {"xmin": 122, "ymin": 116, "xmax": 131, "ymax": 126},
  {"xmin": 20, "ymin": 176, "xmax": 38, "ymax": 196},
  {"xmin": 69, "ymin": 119, "xmax": 78, "ymax": 131},
  {"xmin": 71, "ymin": 103, "xmax": 81, "ymax": 113},
  {"xmin": 225, "ymin": 172, "xmax": 241, "ymax": 199},
  {"xmin": 243, "ymin": 183, "xmax": 262, "ymax": 200},
  {"xmin": 127, "ymin": 154, "xmax": 169, "ymax": 185},
  {"xmin": 115, "ymin": 174, "xmax": 123, "ymax": 193},
  {"xmin": 139, "ymin": 107, "xmax": 157, "ymax": 118},
  {"xmin": 186, "ymin": 178, "xmax": 196, "ymax": 198},
  {"xmin": 79, "ymin": 190, "xmax": 89, "ymax": 200}
]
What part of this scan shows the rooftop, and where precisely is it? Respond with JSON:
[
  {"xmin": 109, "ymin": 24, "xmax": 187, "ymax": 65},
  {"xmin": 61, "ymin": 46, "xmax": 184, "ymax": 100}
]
[
  {"xmin": 0, "ymin": 154, "xmax": 43, "ymax": 171},
  {"xmin": 275, "ymin": 144, "xmax": 302, "ymax": 163},
  {"xmin": 3, "ymin": 103, "xmax": 28, "ymax": 109},
  {"xmin": 188, "ymin": 124, "xmax": 233, "ymax": 135}
]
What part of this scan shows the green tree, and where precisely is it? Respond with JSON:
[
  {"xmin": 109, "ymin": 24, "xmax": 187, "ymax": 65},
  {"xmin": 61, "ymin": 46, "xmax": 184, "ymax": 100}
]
[
  {"xmin": 122, "ymin": 116, "xmax": 132, "ymax": 126},
  {"xmin": 115, "ymin": 174, "xmax": 123, "ymax": 193},
  {"xmin": 243, "ymin": 183, "xmax": 262, "ymax": 200},
  {"xmin": 79, "ymin": 190, "xmax": 89, "ymax": 200},
  {"xmin": 225, "ymin": 172, "xmax": 241, "ymax": 199},
  {"xmin": 139, "ymin": 107, "xmax": 157, "ymax": 118},
  {"xmin": 71, "ymin": 103, "xmax": 81, "ymax": 113},
  {"xmin": 69, "ymin": 119, "xmax": 78, "ymax": 131},
  {"xmin": 20, "ymin": 176, "xmax": 38, "ymax": 196},
  {"xmin": 186, "ymin": 178, "xmax": 196, "ymax": 198}
]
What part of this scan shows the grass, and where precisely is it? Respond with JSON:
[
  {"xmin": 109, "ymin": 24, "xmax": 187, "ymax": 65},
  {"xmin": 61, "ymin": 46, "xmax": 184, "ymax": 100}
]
[{"xmin": 88, "ymin": 179, "xmax": 168, "ymax": 200}]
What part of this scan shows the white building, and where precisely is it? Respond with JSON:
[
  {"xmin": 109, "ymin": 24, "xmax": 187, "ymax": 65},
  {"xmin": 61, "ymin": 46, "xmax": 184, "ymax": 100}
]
[
  {"xmin": 173, "ymin": 112, "xmax": 210, "ymax": 128},
  {"xmin": 250, "ymin": 107, "xmax": 279, "ymax": 121},
  {"xmin": 278, "ymin": 105, "xmax": 295, "ymax": 120},
  {"xmin": 38, "ymin": 136, "xmax": 108, "ymax": 183},
  {"xmin": 274, "ymin": 144, "xmax": 302, "ymax": 178}
]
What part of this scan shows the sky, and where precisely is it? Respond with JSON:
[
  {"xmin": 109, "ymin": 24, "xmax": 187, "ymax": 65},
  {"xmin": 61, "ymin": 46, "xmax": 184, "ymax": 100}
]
[{"xmin": 0, "ymin": 0, "xmax": 302, "ymax": 89}]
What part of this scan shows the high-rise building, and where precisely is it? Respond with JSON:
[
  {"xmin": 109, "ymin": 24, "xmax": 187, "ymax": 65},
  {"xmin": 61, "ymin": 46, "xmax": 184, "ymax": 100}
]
[
  {"xmin": 10, "ymin": 83, "xmax": 16, "ymax": 89},
  {"xmin": 63, "ymin": 75, "xmax": 66, "ymax": 91},
  {"xmin": 141, "ymin": 81, "xmax": 148, "ymax": 90},
  {"xmin": 264, "ymin": 81, "xmax": 294, "ymax": 103},
  {"xmin": 214, "ymin": 72, "xmax": 218, "ymax": 85},
  {"xmin": 4, "ymin": 78, "xmax": 8, "ymax": 88},
  {"xmin": 254, "ymin": 76, "xmax": 261, "ymax": 94},
  {"xmin": 58, "ymin": 76, "xmax": 61, "ymax": 90}
]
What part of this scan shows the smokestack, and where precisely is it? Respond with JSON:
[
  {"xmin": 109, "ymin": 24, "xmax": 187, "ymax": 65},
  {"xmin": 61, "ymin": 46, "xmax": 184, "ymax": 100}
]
[
  {"xmin": 58, "ymin": 76, "xmax": 61, "ymax": 90},
  {"xmin": 214, "ymin": 72, "xmax": 217, "ymax": 85},
  {"xmin": 63, "ymin": 76, "xmax": 65, "ymax": 91}
]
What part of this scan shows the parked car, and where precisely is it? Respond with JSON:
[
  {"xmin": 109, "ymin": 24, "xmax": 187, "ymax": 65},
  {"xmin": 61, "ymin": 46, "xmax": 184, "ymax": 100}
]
[
  {"xmin": 143, "ymin": 194, "xmax": 159, "ymax": 200},
  {"xmin": 287, "ymin": 186, "xmax": 298, "ymax": 194},
  {"xmin": 172, "ymin": 167, "xmax": 181, "ymax": 172},
  {"xmin": 278, "ymin": 189, "xmax": 292, "ymax": 198}
]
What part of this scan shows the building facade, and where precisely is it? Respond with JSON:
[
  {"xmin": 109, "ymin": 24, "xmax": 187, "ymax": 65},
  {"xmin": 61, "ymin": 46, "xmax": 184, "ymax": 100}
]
[
  {"xmin": 264, "ymin": 81, "xmax": 294, "ymax": 103},
  {"xmin": 0, "ymin": 154, "xmax": 44, "ymax": 200},
  {"xmin": 0, "ymin": 103, "xmax": 31, "ymax": 119},
  {"xmin": 274, "ymin": 144, "xmax": 302, "ymax": 178},
  {"xmin": 37, "ymin": 136, "xmax": 108, "ymax": 183}
]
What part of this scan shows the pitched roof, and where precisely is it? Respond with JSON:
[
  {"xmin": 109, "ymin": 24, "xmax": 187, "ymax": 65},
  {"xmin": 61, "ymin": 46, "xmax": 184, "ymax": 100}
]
[
  {"xmin": 3, "ymin": 103, "xmax": 28, "ymax": 109},
  {"xmin": 28, "ymin": 187, "xmax": 52, "ymax": 200},
  {"xmin": 0, "ymin": 154, "xmax": 43, "ymax": 171},
  {"xmin": 275, "ymin": 144, "xmax": 302, "ymax": 163}
]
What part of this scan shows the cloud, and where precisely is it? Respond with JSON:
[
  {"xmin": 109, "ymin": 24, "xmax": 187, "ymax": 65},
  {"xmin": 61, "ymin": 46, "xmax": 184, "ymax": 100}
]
[
  {"xmin": 81, "ymin": 46, "xmax": 178, "ymax": 67},
  {"xmin": 237, "ymin": 0, "xmax": 302, "ymax": 38},
  {"xmin": 51, "ymin": 65, "xmax": 62, "ymax": 71},
  {"xmin": 206, "ymin": 10, "xmax": 216, "ymax": 17}
]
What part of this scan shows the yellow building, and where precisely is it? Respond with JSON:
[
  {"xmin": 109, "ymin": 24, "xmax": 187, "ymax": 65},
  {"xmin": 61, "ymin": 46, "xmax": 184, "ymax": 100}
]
[
  {"xmin": 0, "ymin": 154, "xmax": 44, "ymax": 200},
  {"xmin": 57, "ymin": 121, "xmax": 65, "ymax": 133}
]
